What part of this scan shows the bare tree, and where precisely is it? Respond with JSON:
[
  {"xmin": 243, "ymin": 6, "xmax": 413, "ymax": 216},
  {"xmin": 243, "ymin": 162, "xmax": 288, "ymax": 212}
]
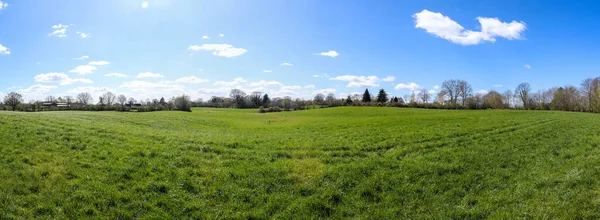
[
  {"xmin": 457, "ymin": 80, "xmax": 473, "ymax": 106},
  {"xmin": 515, "ymin": 82, "xmax": 531, "ymax": 109},
  {"xmin": 4, "ymin": 92, "xmax": 23, "ymax": 111},
  {"xmin": 580, "ymin": 78, "xmax": 600, "ymax": 112},
  {"xmin": 313, "ymin": 93, "xmax": 325, "ymax": 104},
  {"xmin": 326, "ymin": 93, "xmax": 336, "ymax": 106},
  {"xmin": 502, "ymin": 90, "xmax": 513, "ymax": 108},
  {"xmin": 45, "ymin": 95, "xmax": 56, "ymax": 103},
  {"xmin": 249, "ymin": 91, "xmax": 263, "ymax": 108},
  {"xmin": 229, "ymin": 89, "xmax": 246, "ymax": 108},
  {"xmin": 77, "ymin": 92, "xmax": 93, "ymax": 105},
  {"xmin": 117, "ymin": 94, "xmax": 127, "ymax": 109},
  {"xmin": 419, "ymin": 89, "xmax": 430, "ymax": 103},
  {"xmin": 102, "ymin": 92, "xmax": 116, "ymax": 106},
  {"xmin": 441, "ymin": 79, "xmax": 459, "ymax": 105}
]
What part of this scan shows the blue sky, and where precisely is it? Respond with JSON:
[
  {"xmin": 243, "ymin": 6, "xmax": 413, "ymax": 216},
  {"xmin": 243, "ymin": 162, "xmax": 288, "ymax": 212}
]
[{"xmin": 1, "ymin": 0, "xmax": 600, "ymax": 101}]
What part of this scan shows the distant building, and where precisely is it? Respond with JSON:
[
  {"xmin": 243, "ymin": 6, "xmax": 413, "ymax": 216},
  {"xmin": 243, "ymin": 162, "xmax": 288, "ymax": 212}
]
[{"xmin": 41, "ymin": 102, "xmax": 70, "ymax": 110}]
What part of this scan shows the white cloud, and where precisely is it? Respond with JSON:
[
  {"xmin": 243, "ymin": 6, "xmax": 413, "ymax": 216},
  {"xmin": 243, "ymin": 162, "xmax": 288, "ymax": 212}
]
[
  {"xmin": 141, "ymin": 1, "xmax": 149, "ymax": 8},
  {"xmin": 413, "ymin": 9, "xmax": 526, "ymax": 45},
  {"xmin": 381, "ymin": 76, "xmax": 395, "ymax": 82},
  {"xmin": 433, "ymin": 85, "xmax": 440, "ymax": 90},
  {"xmin": 73, "ymin": 55, "xmax": 89, "ymax": 60},
  {"xmin": 49, "ymin": 24, "xmax": 71, "ymax": 38},
  {"xmin": 136, "ymin": 72, "xmax": 164, "ymax": 79},
  {"xmin": 76, "ymin": 32, "xmax": 90, "ymax": 39},
  {"xmin": 314, "ymin": 50, "xmax": 339, "ymax": 58},
  {"xmin": 18, "ymin": 84, "xmax": 57, "ymax": 94},
  {"xmin": 330, "ymin": 75, "xmax": 379, "ymax": 88},
  {"xmin": 214, "ymin": 78, "xmax": 247, "ymax": 86},
  {"xmin": 263, "ymin": 70, "xmax": 272, "ymax": 73},
  {"xmin": 0, "ymin": 1, "xmax": 8, "ymax": 10},
  {"xmin": 34, "ymin": 72, "xmax": 93, "ymax": 85},
  {"xmin": 428, "ymin": 89, "xmax": 436, "ymax": 94},
  {"xmin": 314, "ymin": 88, "xmax": 336, "ymax": 95},
  {"xmin": 188, "ymin": 44, "xmax": 248, "ymax": 58},
  {"xmin": 88, "ymin": 61, "xmax": 110, "ymax": 66},
  {"xmin": 120, "ymin": 81, "xmax": 184, "ymax": 94},
  {"xmin": 476, "ymin": 89, "xmax": 489, "ymax": 95},
  {"xmin": 525, "ymin": 64, "xmax": 531, "ymax": 69},
  {"xmin": 105, "ymin": 73, "xmax": 127, "ymax": 78},
  {"xmin": 313, "ymin": 74, "xmax": 319, "ymax": 78},
  {"xmin": 313, "ymin": 73, "xmax": 330, "ymax": 78},
  {"xmin": 219, "ymin": 33, "xmax": 225, "ymax": 37},
  {"xmin": 69, "ymin": 65, "xmax": 97, "ymax": 75},
  {"xmin": 0, "ymin": 44, "xmax": 10, "ymax": 55},
  {"xmin": 248, "ymin": 80, "xmax": 283, "ymax": 87},
  {"xmin": 174, "ymin": 76, "xmax": 209, "ymax": 84},
  {"xmin": 493, "ymin": 84, "xmax": 503, "ymax": 88},
  {"xmin": 303, "ymin": 85, "xmax": 316, "ymax": 89},
  {"xmin": 280, "ymin": 62, "xmax": 293, "ymax": 66},
  {"xmin": 202, "ymin": 35, "xmax": 209, "ymax": 39},
  {"xmin": 395, "ymin": 82, "xmax": 421, "ymax": 91}
]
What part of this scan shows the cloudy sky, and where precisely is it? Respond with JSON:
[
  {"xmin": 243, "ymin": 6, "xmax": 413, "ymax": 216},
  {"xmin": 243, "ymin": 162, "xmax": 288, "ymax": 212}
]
[{"xmin": 0, "ymin": 0, "xmax": 598, "ymax": 101}]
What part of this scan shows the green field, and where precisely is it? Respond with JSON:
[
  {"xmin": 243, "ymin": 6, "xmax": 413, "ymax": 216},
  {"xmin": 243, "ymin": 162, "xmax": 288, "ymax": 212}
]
[{"xmin": 2, "ymin": 107, "xmax": 600, "ymax": 219}]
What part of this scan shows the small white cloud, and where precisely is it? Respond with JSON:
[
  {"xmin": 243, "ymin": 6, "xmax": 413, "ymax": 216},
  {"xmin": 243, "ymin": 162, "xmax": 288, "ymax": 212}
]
[
  {"xmin": 18, "ymin": 84, "xmax": 58, "ymax": 94},
  {"xmin": 0, "ymin": 1, "xmax": 8, "ymax": 10},
  {"xmin": 313, "ymin": 74, "xmax": 319, "ymax": 78},
  {"xmin": 73, "ymin": 55, "xmax": 89, "ymax": 60},
  {"xmin": 330, "ymin": 75, "xmax": 379, "ymax": 88},
  {"xmin": 69, "ymin": 65, "xmax": 97, "ymax": 75},
  {"xmin": 413, "ymin": 9, "xmax": 526, "ymax": 45},
  {"xmin": 202, "ymin": 35, "xmax": 209, "ymax": 39},
  {"xmin": 0, "ymin": 44, "xmax": 10, "ymax": 55},
  {"xmin": 88, "ymin": 61, "xmax": 110, "ymax": 66},
  {"xmin": 314, "ymin": 50, "xmax": 339, "ymax": 58},
  {"xmin": 214, "ymin": 78, "xmax": 247, "ymax": 86},
  {"xmin": 263, "ymin": 70, "xmax": 272, "ymax": 73},
  {"xmin": 219, "ymin": 33, "xmax": 224, "ymax": 37},
  {"xmin": 433, "ymin": 85, "xmax": 440, "ymax": 90},
  {"xmin": 381, "ymin": 76, "xmax": 395, "ymax": 82},
  {"xmin": 493, "ymin": 84, "xmax": 503, "ymax": 88},
  {"xmin": 314, "ymin": 88, "xmax": 336, "ymax": 95},
  {"xmin": 428, "ymin": 89, "xmax": 436, "ymax": 94},
  {"xmin": 105, "ymin": 73, "xmax": 127, "ymax": 78},
  {"xmin": 188, "ymin": 44, "xmax": 248, "ymax": 58},
  {"xmin": 525, "ymin": 64, "xmax": 531, "ymax": 69},
  {"xmin": 476, "ymin": 89, "xmax": 489, "ymax": 95},
  {"xmin": 394, "ymin": 82, "xmax": 420, "ymax": 91},
  {"xmin": 34, "ymin": 72, "xmax": 93, "ymax": 85},
  {"xmin": 280, "ymin": 62, "xmax": 293, "ymax": 66},
  {"xmin": 303, "ymin": 85, "xmax": 316, "ymax": 89},
  {"xmin": 49, "ymin": 24, "xmax": 71, "ymax": 38},
  {"xmin": 137, "ymin": 72, "xmax": 164, "ymax": 79},
  {"xmin": 76, "ymin": 32, "xmax": 90, "ymax": 39},
  {"xmin": 248, "ymin": 80, "xmax": 283, "ymax": 87},
  {"xmin": 141, "ymin": 1, "xmax": 149, "ymax": 8},
  {"xmin": 174, "ymin": 76, "xmax": 209, "ymax": 84}
]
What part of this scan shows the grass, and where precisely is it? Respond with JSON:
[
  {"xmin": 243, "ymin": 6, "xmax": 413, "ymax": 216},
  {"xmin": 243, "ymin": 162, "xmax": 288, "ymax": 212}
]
[{"xmin": 2, "ymin": 107, "xmax": 600, "ymax": 219}]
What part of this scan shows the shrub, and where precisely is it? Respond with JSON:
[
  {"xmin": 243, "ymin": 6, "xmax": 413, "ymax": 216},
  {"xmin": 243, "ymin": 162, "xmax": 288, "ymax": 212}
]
[{"xmin": 258, "ymin": 106, "xmax": 266, "ymax": 113}]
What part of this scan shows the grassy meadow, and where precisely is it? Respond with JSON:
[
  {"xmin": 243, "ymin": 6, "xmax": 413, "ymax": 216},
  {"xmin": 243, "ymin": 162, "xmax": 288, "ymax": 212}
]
[{"xmin": 2, "ymin": 107, "xmax": 600, "ymax": 219}]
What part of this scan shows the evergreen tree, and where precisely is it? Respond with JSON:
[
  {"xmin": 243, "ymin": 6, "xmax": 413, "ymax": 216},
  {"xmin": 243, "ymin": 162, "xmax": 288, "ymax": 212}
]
[
  {"xmin": 346, "ymin": 95, "xmax": 353, "ymax": 105},
  {"xmin": 362, "ymin": 89, "xmax": 372, "ymax": 103},
  {"xmin": 394, "ymin": 97, "xmax": 399, "ymax": 103},
  {"xmin": 376, "ymin": 89, "xmax": 388, "ymax": 103},
  {"xmin": 262, "ymin": 93, "xmax": 270, "ymax": 107}
]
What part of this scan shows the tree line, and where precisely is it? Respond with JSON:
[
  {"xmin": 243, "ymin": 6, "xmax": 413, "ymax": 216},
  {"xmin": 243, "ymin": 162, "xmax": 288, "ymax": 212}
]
[
  {"xmin": 1, "ymin": 92, "xmax": 192, "ymax": 112},
  {"xmin": 5, "ymin": 76, "xmax": 600, "ymax": 113}
]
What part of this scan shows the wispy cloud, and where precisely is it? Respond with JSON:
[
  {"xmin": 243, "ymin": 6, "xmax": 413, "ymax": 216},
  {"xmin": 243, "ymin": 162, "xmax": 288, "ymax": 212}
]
[
  {"xmin": 141, "ymin": 1, "xmax": 149, "ymax": 8},
  {"xmin": 188, "ymin": 44, "xmax": 248, "ymax": 58},
  {"xmin": 136, "ymin": 72, "xmax": 164, "ymax": 79},
  {"xmin": 280, "ymin": 62, "xmax": 293, "ymax": 66},
  {"xmin": 314, "ymin": 50, "xmax": 339, "ymax": 57},
  {"xmin": 49, "ymin": 24, "xmax": 71, "ymax": 38},
  {"xmin": 105, "ymin": 73, "xmax": 127, "ymax": 78},
  {"xmin": 525, "ymin": 64, "xmax": 531, "ymax": 69},
  {"xmin": 73, "ymin": 55, "xmax": 89, "ymax": 60},
  {"xmin": 34, "ymin": 72, "xmax": 93, "ymax": 85}
]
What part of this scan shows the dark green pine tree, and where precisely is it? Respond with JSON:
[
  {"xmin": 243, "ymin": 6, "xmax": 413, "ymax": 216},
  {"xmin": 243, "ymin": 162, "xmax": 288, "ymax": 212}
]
[
  {"xmin": 346, "ymin": 95, "xmax": 353, "ymax": 105},
  {"xmin": 376, "ymin": 89, "xmax": 388, "ymax": 103},
  {"xmin": 362, "ymin": 89, "xmax": 372, "ymax": 103}
]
